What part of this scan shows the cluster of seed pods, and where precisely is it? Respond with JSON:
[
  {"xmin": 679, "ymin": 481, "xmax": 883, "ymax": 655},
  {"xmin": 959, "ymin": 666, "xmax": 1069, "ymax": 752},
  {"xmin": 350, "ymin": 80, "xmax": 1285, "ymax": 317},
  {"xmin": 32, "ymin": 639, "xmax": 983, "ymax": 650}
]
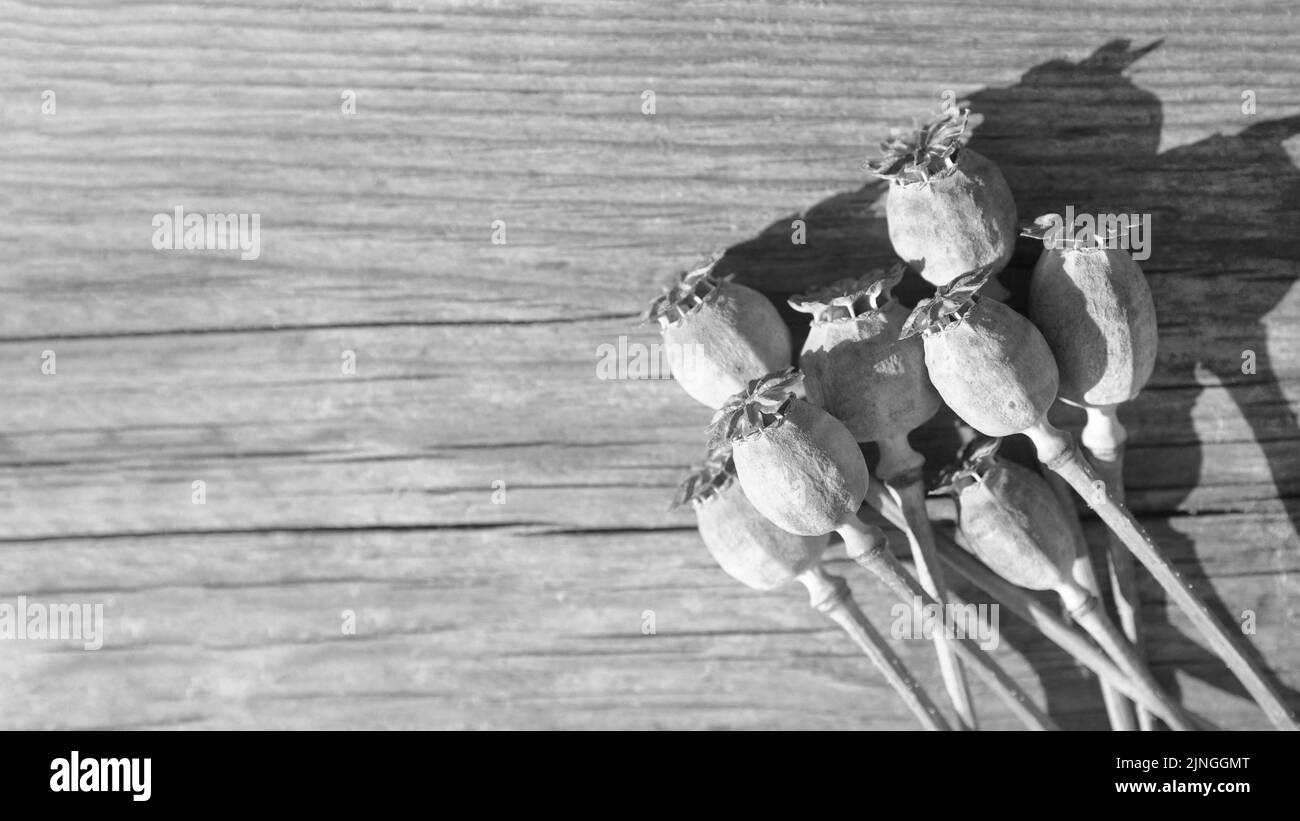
[
  {"xmin": 645, "ymin": 103, "xmax": 1296, "ymax": 731},
  {"xmin": 900, "ymin": 262, "xmax": 1296, "ymax": 729},
  {"xmin": 699, "ymin": 372, "xmax": 1055, "ymax": 730},
  {"xmin": 898, "ymin": 265, "xmax": 1296, "ymax": 729}
]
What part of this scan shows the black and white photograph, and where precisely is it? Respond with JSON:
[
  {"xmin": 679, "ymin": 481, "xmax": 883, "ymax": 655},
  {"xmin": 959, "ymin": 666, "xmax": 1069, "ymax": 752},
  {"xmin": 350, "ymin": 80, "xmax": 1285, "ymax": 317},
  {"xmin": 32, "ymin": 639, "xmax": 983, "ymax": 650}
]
[{"xmin": 2, "ymin": 0, "xmax": 1299, "ymax": 773}]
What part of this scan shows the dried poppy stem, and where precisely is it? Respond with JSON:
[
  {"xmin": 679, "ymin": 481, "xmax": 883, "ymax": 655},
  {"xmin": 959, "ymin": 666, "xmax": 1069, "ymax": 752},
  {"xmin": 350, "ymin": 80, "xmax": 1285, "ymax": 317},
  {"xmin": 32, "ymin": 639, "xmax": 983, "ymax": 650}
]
[
  {"xmin": 799, "ymin": 566, "xmax": 950, "ymax": 731},
  {"xmin": 1028, "ymin": 430, "xmax": 1297, "ymax": 730},
  {"xmin": 1081, "ymin": 405, "xmax": 1152, "ymax": 729},
  {"xmin": 792, "ymin": 267, "xmax": 976, "ymax": 729},
  {"xmin": 703, "ymin": 376, "xmax": 950, "ymax": 729},
  {"xmin": 863, "ymin": 478, "xmax": 1218, "ymax": 731},
  {"xmin": 907, "ymin": 277, "xmax": 1300, "ymax": 730},
  {"xmin": 885, "ymin": 476, "xmax": 976, "ymax": 727},
  {"xmin": 1066, "ymin": 595, "xmax": 1191, "ymax": 728},
  {"xmin": 838, "ymin": 516, "xmax": 1058, "ymax": 731},
  {"xmin": 1043, "ymin": 469, "xmax": 1139, "ymax": 730}
]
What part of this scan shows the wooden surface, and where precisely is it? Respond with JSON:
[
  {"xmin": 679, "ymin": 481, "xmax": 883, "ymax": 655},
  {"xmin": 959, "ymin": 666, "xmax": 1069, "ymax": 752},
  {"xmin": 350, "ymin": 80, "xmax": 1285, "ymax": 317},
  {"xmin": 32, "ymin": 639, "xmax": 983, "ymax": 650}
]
[{"xmin": 1, "ymin": 0, "xmax": 1298, "ymax": 729}]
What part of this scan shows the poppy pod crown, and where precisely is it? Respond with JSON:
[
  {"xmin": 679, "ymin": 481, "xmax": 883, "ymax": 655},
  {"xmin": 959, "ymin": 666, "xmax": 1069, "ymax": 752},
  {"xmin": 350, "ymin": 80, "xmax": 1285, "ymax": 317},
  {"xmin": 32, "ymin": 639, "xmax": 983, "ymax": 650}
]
[
  {"xmin": 931, "ymin": 436, "xmax": 1003, "ymax": 497},
  {"xmin": 788, "ymin": 264, "xmax": 904, "ymax": 325},
  {"xmin": 866, "ymin": 108, "xmax": 970, "ymax": 190},
  {"xmin": 643, "ymin": 254, "xmax": 726, "ymax": 329},
  {"xmin": 709, "ymin": 368, "xmax": 868, "ymax": 536},
  {"xmin": 707, "ymin": 368, "xmax": 804, "ymax": 448},
  {"xmin": 1020, "ymin": 213, "xmax": 1124, "ymax": 255},
  {"xmin": 671, "ymin": 443, "xmax": 737, "ymax": 509},
  {"xmin": 900, "ymin": 269, "xmax": 987, "ymax": 339}
]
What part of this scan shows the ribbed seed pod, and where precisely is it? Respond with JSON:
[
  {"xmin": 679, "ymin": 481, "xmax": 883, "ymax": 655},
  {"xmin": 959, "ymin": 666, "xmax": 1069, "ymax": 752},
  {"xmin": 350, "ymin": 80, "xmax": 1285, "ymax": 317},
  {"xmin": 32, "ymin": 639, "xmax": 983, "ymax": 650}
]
[
  {"xmin": 933, "ymin": 437, "xmax": 1198, "ymax": 731},
  {"xmin": 902, "ymin": 272, "xmax": 1059, "ymax": 437},
  {"xmin": 936, "ymin": 439, "xmax": 1076, "ymax": 592},
  {"xmin": 676, "ymin": 445, "xmax": 827, "ymax": 591},
  {"xmin": 867, "ymin": 109, "xmax": 1017, "ymax": 287},
  {"xmin": 645, "ymin": 256, "xmax": 792, "ymax": 409},
  {"xmin": 790, "ymin": 264, "xmax": 941, "ymax": 444},
  {"xmin": 709, "ymin": 369, "xmax": 867, "ymax": 537},
  {"xmin": 1024, "ymin": 215, "xmax": 1158, "ymax": 407}
]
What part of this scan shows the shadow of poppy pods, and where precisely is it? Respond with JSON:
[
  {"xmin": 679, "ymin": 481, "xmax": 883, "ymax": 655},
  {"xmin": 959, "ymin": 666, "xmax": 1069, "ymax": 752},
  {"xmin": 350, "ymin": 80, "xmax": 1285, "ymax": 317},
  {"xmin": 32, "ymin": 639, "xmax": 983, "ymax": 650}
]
[
  {"xmin": 902, "ymin": 272, "xmax": 1059, "ymax": 437},
  {"xmin": 790, "ymin": 263, "xmax": 941, "ymax": 448},
  {"xmin": 868, "ymin": 109, "xmax": 1017, "ymax": 287},
  {"xmin": 709, "ymin": 369, "xmax": 867, "ymax": 537},
  {"xmin": 675, "ymin": 445, "xmax": 827, "ymax": 591},
  {"xmin": 645, "ymin": 255, "xmax": 792, "ymax": 409},
  {"xmin": 1024, "ymin": 215, "xmax": 1158, "ymax": 408}
]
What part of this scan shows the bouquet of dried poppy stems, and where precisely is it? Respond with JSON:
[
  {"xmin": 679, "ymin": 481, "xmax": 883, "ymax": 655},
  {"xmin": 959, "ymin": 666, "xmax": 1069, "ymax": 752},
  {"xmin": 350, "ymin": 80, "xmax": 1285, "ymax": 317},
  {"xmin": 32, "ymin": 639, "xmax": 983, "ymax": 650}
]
[{"xmin": 646, "ymin": 102, "xmax": 1299, "ymax": 731}]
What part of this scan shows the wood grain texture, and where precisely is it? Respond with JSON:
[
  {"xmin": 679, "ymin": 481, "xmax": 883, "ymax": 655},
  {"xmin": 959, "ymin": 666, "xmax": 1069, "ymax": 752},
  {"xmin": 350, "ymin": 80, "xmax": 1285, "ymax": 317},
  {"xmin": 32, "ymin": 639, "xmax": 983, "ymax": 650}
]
[{"xmin": 0, "ymin": 0, "xmax": 1298, "ymax": 729}]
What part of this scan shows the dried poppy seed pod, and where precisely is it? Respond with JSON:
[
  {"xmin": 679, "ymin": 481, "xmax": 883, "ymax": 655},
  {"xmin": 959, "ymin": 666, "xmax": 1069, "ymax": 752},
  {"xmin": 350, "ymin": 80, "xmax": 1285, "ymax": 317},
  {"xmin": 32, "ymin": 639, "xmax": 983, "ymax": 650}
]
[
  {"xmin": 645, "ymin": 255, "xmax": 792, "ymax": 409},
  {"xmin": 936, "ymin": 438, "xmax": 1077, "ymax": 595},
  {"xmin": 709, "ymin": 369, "xmax": 868, "ymax": 537},
  {"xmin": 676, "ymin": 444, "xmax": 951, "ymax": 731},
  {"xmin": 902, "ymin": 271, "xmax": 1059, "ymax": 437},
  {"xmin": 867, "ymin": 109, "xmax": 1017, "ymax": 287},
  {"xmin": 675, "ymin": 445, "xmax": 827, "ymax": 591},
  {"xmin": 1023, "ymin": 214, "xmax": 1159, "ymax": 408},
  {"xmin": 790, "ymin": 263, "xmax": 941, "ymax": 452},
  {"xmin": 935, "ymin": 437, "xmax": 1199, "ymax": 731}
]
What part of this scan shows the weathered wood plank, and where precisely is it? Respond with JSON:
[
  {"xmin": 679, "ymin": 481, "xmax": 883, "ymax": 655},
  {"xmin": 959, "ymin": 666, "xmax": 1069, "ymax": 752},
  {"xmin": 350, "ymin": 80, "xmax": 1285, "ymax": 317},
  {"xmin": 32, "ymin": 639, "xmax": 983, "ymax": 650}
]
[
  {"xmin": 0, "ymin": 324, "xmax": 1295, "ymax": 540},
  {"xmin": 3, "ymin": 3, "xmax": 1299, "ymax": 333},
  {"xmin": 1, "ymin": 519, "xmax": 1293, "ymax": 730}
]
